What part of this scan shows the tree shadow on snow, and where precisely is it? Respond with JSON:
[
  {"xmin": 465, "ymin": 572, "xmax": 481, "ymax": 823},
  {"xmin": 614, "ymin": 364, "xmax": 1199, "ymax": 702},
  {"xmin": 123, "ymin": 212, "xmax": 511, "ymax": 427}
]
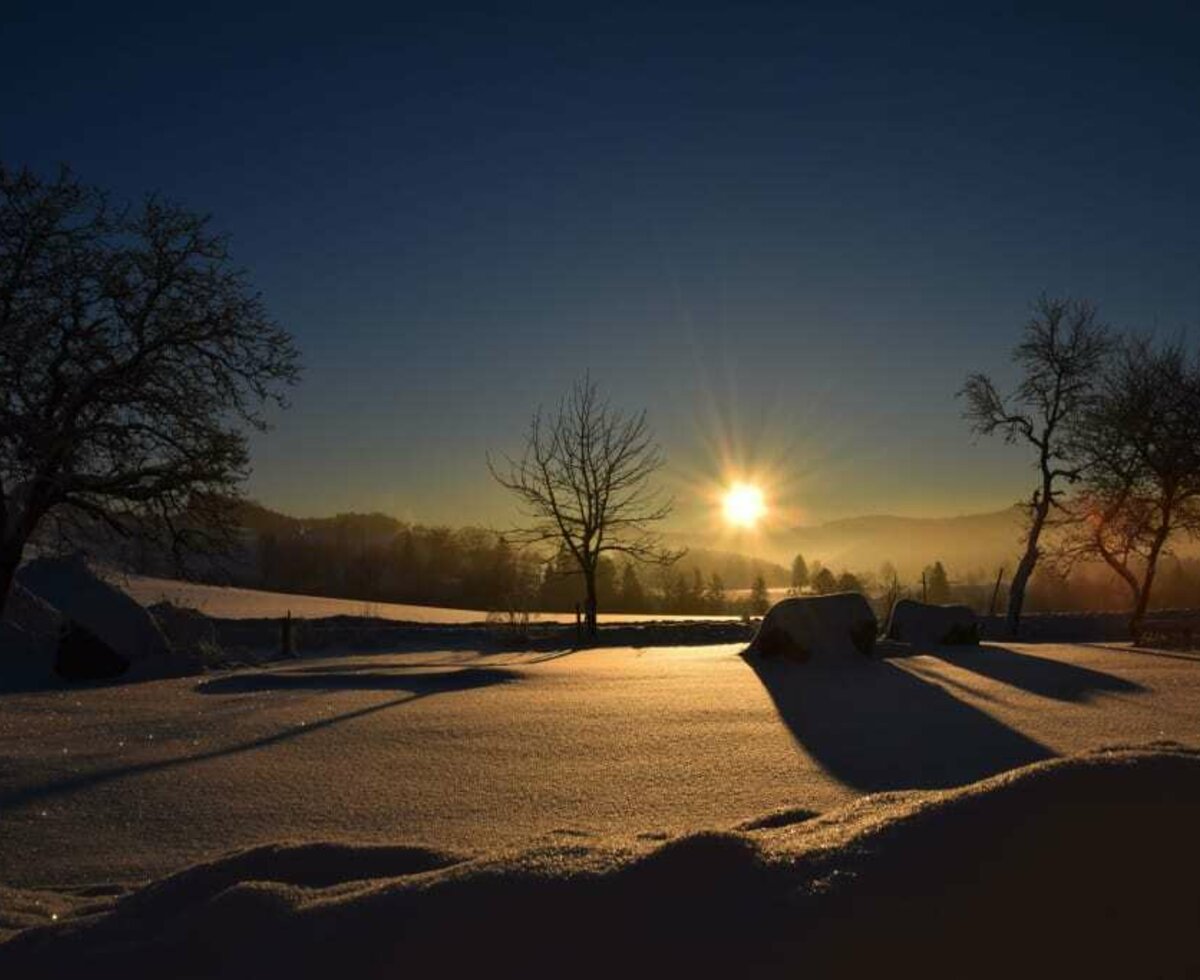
[
  {"xmin": 0, "ymin": 668, "xmax": 517, "ymax": 812},
  {"xmin": 926, "ymin": 644, "xmax": 1144, "ymax": 702},
  {"xmin": 197, "ymin": 665, "xmax": 517, "ymax": 694},
  {"xmin": 742, "ymin": 653, "xmax": 1054, "ymax": 792}
]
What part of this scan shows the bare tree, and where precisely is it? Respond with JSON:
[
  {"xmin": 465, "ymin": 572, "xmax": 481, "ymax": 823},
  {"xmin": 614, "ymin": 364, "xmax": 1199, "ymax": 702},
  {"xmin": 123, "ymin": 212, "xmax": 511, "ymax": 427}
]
[
  {"xmin": 959, "ymin": 296, "xmax": 1108, "ymax": 636},
  {"xmin": 1058, "ymin": 335, "xmax": 1200, "ymax": 635},
  {"xmin": 489, "ymin": 377, "xmax": 683, "ymax": 637},
  {"xmin": 0, "ymin": 162, "xmax": 300, "ymax": 615}
]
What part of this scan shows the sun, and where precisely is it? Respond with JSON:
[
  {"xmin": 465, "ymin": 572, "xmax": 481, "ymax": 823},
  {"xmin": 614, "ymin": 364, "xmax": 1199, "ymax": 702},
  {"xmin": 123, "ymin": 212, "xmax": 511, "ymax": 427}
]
[{"xmin": 723, "ymin": 482, "xmax": 766, "ymax": 529}]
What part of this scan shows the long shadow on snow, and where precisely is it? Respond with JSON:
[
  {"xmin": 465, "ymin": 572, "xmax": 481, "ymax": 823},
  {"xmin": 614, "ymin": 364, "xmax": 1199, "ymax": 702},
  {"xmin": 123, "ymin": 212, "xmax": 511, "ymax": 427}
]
[
  {"xmin": 743, "ymin": 653, "xmax": 1053, "ymax": 791},
  {"xmin": 197, "ymin": 665, "xmax": 519, "ymax": 694},
  {"xmin": 0, "ymin": 668, "xmax": 516, "ymax": 812},
  {"xmin": 926, "ymin": 643, "xmax": 1144, "ymax": 701}
]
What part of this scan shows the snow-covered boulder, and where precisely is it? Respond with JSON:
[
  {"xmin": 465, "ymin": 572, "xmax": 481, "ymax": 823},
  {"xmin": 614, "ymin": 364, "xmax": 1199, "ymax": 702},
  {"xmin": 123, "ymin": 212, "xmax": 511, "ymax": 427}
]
[
  {"xmin": 886, "ymin": 599, "xmax": 979, "ymax": 646},
  {"xmin": 16, "ymin": 554, "xmax": 201, "ymax": 680},
  {"xmin": 56, "ymin": 621, "xmax": 130, "ymax": 679},
  {"xmin": 748, "ymin": 592, "xmax": 877, "ymax": 664},
  {"xmin": 0, "ymin": 621, "xmax": 58, "ymax": 687},
  {"xmin": 2, "ymin": 580, "xmax": 63, "ymax": 640},
  {"xmin": 149, "ymin": 602, "xmax": 219, "ymax": 663},
  {"xmin": 0, "ymin": 582, "xmax": 61, "ymax": 686}
]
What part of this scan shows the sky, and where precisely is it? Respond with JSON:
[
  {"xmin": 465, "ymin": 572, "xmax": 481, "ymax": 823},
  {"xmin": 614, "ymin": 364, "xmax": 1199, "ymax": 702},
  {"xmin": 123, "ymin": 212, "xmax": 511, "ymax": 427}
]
[{"xmin": 4, "ymin": 1, "xmax": 1199, "ymax": 535}]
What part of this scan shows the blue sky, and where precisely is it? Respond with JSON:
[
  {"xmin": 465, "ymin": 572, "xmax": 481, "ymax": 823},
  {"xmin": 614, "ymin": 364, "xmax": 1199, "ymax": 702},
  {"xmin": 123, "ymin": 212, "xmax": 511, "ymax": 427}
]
[{"xmin": 5, "ymin": 1, "xmax": 1199, "ymax": 530}]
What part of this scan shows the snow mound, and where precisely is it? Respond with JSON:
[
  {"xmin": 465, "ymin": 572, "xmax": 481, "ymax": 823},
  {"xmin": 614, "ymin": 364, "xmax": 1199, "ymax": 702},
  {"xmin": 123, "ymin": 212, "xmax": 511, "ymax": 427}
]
[
  {"xmin": 747, "ymin": 592, "xmax": 877, "ymax": 663},
  {"xmin": 16, "ymin": 555, "xmax": 200, "ymax": 681},
  {"xmin": 887, "ymin": 598, "xmax": 980, "ymax": 645},
  {"xmin": 5, "ymin": 745, "xmax": 1197, "ymax": 978}
]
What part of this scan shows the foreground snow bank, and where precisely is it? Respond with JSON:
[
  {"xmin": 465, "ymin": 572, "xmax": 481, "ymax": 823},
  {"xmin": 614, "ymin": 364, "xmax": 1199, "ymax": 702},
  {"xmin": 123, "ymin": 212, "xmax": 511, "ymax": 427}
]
[{"xmin": 3, "ymin": 744, "xmax": 1197, "ymax": 978}]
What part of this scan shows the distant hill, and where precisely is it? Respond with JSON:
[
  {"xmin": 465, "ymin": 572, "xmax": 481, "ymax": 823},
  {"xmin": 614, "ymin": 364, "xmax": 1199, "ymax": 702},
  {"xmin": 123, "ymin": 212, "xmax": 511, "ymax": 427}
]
[
  {"xmin": 672, "ymin": 508, "xmax": 1028, "ymax": 582},
  {"xmin": 769, "ymin": 508, "xmax": 1026, "ymax": 579}
]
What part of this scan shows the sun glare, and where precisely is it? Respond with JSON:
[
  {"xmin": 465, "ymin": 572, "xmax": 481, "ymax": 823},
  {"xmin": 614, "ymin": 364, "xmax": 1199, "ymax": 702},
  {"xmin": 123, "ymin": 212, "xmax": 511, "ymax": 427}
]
[{"xmin": 723, "ymin": 482, "xmax": 766, "ymax": 528}]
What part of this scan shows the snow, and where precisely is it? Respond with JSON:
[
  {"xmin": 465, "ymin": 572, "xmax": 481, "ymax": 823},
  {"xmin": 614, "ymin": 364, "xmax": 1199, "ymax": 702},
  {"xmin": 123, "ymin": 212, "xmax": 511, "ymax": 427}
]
[
  {"xmin": 119, "ymin": 574, "xmax": 740, "ymax": 623},
  {"xmin": 1, "ymin": 641, "xmax": 1198, "ymax": 894},
  {"xmin": 3, "ymin": 744, "xmax": 1199, "ymax": 977}
]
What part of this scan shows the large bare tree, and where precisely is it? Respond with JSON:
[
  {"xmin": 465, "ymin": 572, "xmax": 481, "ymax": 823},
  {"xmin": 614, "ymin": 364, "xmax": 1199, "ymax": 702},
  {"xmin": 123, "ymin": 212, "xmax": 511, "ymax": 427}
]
[
  {"xmin": 0, "ymin": 163, "xmax": 300, "ymax": 615},
  {"xmin": 489, "ymin": 377, "xmax": 682, "ymax": 637},
  {"xmin": 959, "ymin": 296, "xmax": 1108, "ymax": 636},
  {"xmin": 1058, "ymin": 335, "xmax": 1200, "ymax": 634}
]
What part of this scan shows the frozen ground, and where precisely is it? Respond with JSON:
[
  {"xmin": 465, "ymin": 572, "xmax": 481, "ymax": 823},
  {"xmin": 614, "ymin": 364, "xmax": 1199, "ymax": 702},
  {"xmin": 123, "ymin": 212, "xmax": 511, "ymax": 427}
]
[
  {"xmin": 122, "ymin": 574, "xmax": 737, "ymax": 623},
  {"xmin": 1, "ymin": 641, "xmax": 1198, "ymax": 891}
]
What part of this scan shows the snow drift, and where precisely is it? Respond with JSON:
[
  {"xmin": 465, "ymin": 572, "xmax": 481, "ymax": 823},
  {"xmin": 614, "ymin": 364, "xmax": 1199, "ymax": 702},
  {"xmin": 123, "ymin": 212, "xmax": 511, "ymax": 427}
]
[
  {"xmin": 747, "ymin": 592, "xmax": 877, "ymax": 663},
  {"xmin": 6, "ymin": 745, "xmax": 1193, "ymax": 978}
]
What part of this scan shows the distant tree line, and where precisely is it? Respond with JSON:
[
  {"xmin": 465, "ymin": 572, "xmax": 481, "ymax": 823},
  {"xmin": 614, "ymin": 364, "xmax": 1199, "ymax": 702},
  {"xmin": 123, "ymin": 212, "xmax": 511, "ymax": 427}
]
[
  {"xmin": 781, "ymin": 550, "xmax": 1200, "ymax": 621},
  {"xmin": 240, "ymin": 505, "xmax": 790, "ymax": 616}
]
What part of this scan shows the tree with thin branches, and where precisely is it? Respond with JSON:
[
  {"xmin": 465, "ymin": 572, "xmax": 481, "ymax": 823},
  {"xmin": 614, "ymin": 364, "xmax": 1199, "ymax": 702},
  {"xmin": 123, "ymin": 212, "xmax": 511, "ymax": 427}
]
[
  {"xmin": 1058, "ymin": 335, "xmax": 1200, "ymax": 635},
  {"xmin": 0, "ymin": 162, "xmax": 300, "ymax": 616},
  {"xmin": 959, "ymin": 296, "xmax": 1108, "ymax": 636},
  {"xmin": 489, "ymin": 377, "xmax": 683, "ymax": 637}
]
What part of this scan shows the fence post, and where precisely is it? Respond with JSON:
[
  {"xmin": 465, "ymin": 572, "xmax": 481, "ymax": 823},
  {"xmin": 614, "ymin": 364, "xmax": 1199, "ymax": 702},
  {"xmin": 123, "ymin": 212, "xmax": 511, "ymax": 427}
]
[{"xmin": 282, "ymin": 610, "xmax": 295, "ymax": 658}]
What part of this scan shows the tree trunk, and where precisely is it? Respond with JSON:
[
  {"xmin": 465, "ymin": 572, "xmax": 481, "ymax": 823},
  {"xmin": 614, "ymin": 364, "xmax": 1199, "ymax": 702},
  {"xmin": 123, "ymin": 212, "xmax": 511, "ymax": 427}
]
[
  {"xmin": 1006, "ymin": 502, "xmax": 1049, "ymax": 639},
  {"xmin": 0, "ymin": 534, "xmax": 26, "ymax": 622},
  {"xmin": 1131, "ymin": 524, "xmax": 1172, "ymax": 640},
  {"xmin": 583, "ymin": 565, "xmax": 598, "ymax": 639}
]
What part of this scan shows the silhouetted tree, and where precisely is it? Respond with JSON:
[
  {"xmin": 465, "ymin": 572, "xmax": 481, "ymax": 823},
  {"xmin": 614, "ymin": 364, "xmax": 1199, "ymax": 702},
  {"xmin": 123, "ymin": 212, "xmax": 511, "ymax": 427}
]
[
  {"xmin": 489, "ymin": 377, "xmax": 683, "ymax": 636},
  {"xmin": 811, "ymin": 567, "xmax": 837, "ymax": 595},
  {"xmin": 924, "ymin": 561, "xmax": 951, "ymax": 603},
  {"xmin": 835, "ymin": 571, "xmax": 863, "ymax": 593},
  {"xmin": 748, "ymin": 574, "xmax": 770, "ymax": 615},
  {"xmin": 1059, "ymin": 335, "xmax": 1200, "ymax": 634},
  {"xmin": 539, "ymin": 546, "xmax": 582, "ymax": 611},
  {"xmin": 960, "ymin": 296, "xmax": 1108, "ymax": 636},
  {"xmin": 790, "ymin": 553, "xmax": 809, "ymax": 593},
  {"xmin": 618, "ymin": 562, "xmax": 647, "ymax": 612},
  {"xmin": 879, "ymin": 561, "xmax": 903, "ymax": 622},
  {"xmin": 704, "ymin": 572, "xmax": 727, "ymax": 614},
  {"xmin": 0, "ymin": 163, "xmax": 300, "ymax": 615}
]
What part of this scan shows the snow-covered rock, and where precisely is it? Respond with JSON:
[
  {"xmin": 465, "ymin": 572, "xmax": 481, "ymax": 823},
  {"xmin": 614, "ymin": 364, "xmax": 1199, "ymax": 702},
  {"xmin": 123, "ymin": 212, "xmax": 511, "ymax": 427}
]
[
  {"xmin": 0, "ymin": 582, "xmax": 61, "ymax": 686},
  {"xmin": 748, "ymin": 592, "xmax": 877, "ymax": 663},
  {"xmin": 888, "ymin": 599, "xmax": 979, "ymax": 647},
  {"xmin": 149, "ymin": 602, "xmax": 219, "ymax": 662},
  {"xmin": 886, "ymin": 599, "xmax": 980, "ymax": 646},
  {"xmin": 2, "ymin": 580, "xmax": 62, "ymax": 640},
  {"xmin": 16, "ymin": 554, "xmax": 201, "ymax": 680},
  {"xmin": 0, "ymin": 621, "xmax": 57, "ymax": 687}
]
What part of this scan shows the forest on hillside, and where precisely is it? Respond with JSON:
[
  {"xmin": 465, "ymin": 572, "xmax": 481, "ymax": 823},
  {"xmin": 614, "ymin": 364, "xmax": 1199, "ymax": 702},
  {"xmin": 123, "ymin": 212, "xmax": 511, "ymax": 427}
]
[
  {"xmin": 242, "ymin": 504, "xmax": 790, "ymax": 615},
  {"xmin": 239, "ymin": 505, "xmax": 1200, "ymax": 617}
]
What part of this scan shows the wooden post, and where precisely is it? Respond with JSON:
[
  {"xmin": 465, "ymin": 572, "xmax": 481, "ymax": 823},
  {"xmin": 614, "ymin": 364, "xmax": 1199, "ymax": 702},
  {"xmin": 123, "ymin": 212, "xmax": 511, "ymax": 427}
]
[
  {"xmin": 988, "ymin": 567, "xmax": 1005, "ymax": 618},
  {"xmin": 282, "ymin": 610, "xmax": 295, "ymax": 658}
]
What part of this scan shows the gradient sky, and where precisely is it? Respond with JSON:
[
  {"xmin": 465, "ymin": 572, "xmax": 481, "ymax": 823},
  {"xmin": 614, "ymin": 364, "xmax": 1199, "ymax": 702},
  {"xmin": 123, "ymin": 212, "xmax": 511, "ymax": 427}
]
[{"xmin": 5, "ymin": 2, "xmax": 1199, "ymax": 534}]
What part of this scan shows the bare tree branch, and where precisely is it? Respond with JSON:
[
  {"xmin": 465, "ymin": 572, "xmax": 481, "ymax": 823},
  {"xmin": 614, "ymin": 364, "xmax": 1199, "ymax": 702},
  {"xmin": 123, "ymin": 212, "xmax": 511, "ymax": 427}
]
[
  {"xmin": 0, "ymin": 161, "xmax": 300, "ymax": 613},
  {"xmin": 489, "ymin": 376, "xmax": 683, "ymax": 637},
  {"xmin": 958, "ymin": 295, "xmax": 1109, "ymax": 635}
]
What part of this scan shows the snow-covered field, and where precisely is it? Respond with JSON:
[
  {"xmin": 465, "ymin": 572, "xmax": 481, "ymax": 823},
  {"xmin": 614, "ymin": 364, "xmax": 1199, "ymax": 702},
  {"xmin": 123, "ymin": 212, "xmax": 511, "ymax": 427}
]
[
  {"xmin": 2, "ymin": 641, "xmax": 1199, "ymax": 976},
  {"xmin": 2, "ymin": 641, "xmax": 1198, "ymax": 888},
  {"xmin": 121, "ymin": 574, "xmax": 738, "ymax": 623}
]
